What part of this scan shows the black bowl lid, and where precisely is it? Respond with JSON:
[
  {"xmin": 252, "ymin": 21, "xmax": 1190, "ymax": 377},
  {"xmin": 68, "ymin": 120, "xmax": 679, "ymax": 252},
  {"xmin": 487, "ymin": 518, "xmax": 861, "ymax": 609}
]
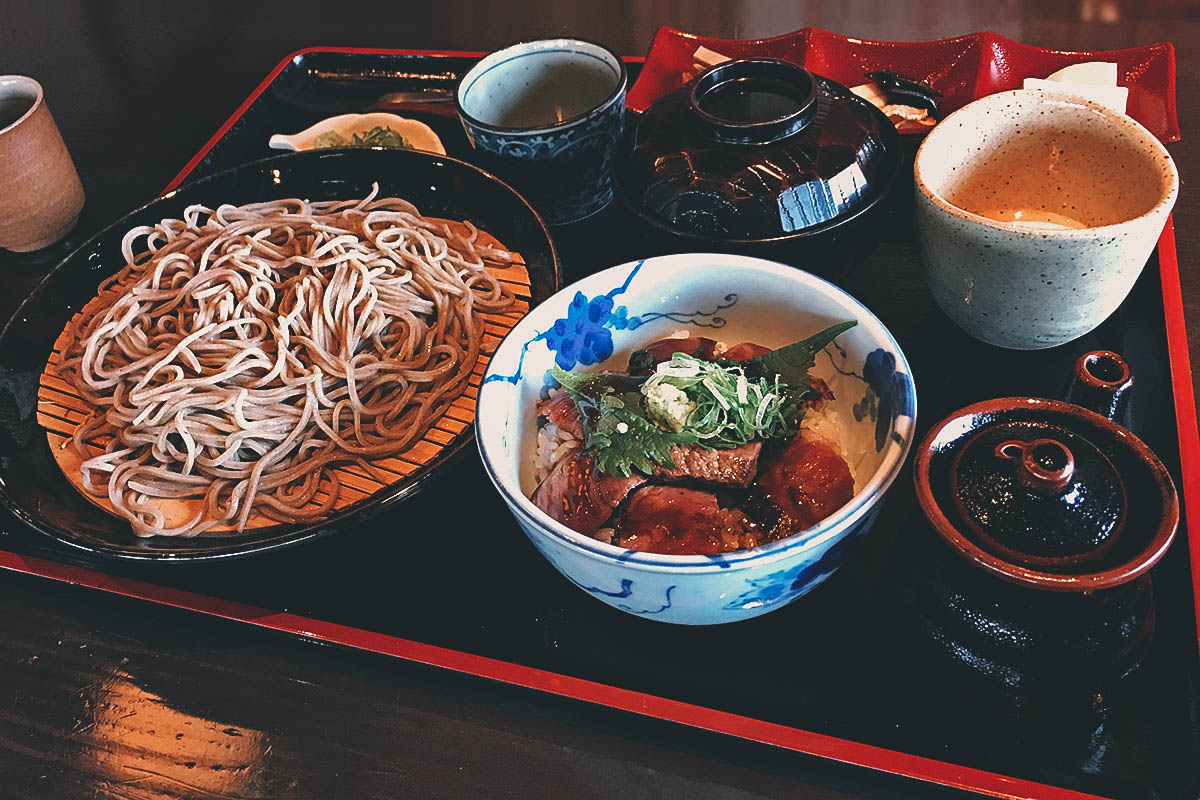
[
  {"xmin": 689, "ymin": 58, "xmax": 820, "ymax": 145},
  {"xmin": 618, "ymin": 58, "xmax": 901, "ymax": 240}
]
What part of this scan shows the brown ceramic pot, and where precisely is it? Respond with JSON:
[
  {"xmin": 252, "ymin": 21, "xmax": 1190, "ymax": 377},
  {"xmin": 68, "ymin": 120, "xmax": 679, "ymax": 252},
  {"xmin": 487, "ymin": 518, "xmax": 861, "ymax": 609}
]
[{"xmin": 0, "ymin": 75, "xmax": 85, "ymax": 253}]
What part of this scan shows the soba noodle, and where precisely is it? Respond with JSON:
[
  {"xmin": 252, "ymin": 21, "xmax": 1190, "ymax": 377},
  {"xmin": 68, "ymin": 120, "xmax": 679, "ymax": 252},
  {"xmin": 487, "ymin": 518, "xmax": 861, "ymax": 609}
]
[{"xmin": 55, "ymin": 185, "xmax": 516, "ymax": 536}]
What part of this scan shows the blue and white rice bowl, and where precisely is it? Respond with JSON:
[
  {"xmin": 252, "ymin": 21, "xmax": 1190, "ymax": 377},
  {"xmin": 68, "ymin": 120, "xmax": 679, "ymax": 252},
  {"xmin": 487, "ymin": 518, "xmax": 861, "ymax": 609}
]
[{"xmin": 477, "ymin": 254, "xmax": 917, "ymax": 624}]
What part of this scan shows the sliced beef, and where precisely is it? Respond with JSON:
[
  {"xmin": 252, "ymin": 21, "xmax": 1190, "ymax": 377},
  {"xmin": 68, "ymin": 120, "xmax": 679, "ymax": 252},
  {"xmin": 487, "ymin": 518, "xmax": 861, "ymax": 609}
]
[
  {"xmin": 721, "ymin": 342, "xmax": 771, "ymax": 361},
  {"xmin": 537, "ymin": 390, "xmax": 584, "ymax": 438},
  {"xmin": 806, "ymin": 376, "xmax": 835, "ymax": 410},
  {"xmin": 745, "ymin": 435, "xmax": 855, "ymax": 541},
  {"xmin": 653, "ymin": 441, "xmax": 762, "ymax": 487},
  {"xmin": 614, "ymin": 486, "xmax": 755, "ymax": 555},
  {"xmin": 628, "ymin": 337, "xmax": 719, "ymax": 374},
  {"xmin": 629, "ymin": 338, "xmax": 781, "ymax": 374},
  {"xmin": 532, "ymin": 450, "xmax": 645, "ymax": 535}
]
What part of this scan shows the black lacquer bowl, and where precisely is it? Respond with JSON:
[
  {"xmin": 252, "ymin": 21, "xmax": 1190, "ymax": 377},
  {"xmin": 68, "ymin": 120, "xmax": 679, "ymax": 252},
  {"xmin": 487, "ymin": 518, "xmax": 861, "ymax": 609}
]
[
  {"xmin": 0, "ymin": 149, "xmax": 558, "ymax": 561},
  {"xmin": 615, "ymin": 58, "xmax": 903, "ymax": 271}
]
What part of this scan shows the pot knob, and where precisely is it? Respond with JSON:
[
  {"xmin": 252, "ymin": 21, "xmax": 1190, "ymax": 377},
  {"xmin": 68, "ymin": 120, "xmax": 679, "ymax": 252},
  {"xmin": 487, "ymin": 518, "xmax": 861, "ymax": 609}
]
[{"xmin": 994, "ymin": 438, "xmax": 1075, "ymax": 495}]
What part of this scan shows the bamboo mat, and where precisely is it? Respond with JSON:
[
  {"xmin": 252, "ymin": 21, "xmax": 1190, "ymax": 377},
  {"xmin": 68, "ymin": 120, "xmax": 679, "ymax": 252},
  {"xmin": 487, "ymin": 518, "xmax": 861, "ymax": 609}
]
[{"xmin": 37, "ymin": 221, "xmax": 530, "ymax": 534}]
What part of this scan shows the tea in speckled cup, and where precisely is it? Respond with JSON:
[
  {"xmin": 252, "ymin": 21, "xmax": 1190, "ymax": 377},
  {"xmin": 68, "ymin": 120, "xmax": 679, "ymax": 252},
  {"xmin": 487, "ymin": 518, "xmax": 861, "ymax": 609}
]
[{"xmin": 913, "ymin": 89, "xmax": 1178, "ymax": 350}]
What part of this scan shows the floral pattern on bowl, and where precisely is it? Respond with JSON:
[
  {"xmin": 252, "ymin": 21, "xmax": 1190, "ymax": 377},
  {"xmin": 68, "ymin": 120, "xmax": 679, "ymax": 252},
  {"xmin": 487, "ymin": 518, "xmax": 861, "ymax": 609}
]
[
  {"xmin": 477, "ymin": 254, "xmax": 917, "ymax": 625},
  {"xmin": 822, "ymin": 344, "xmax": 916, "ymax": 452},
  {"xmin": 486, "ymin": 259, "xmax": 738, "ymax": 379},
  {"xmin": 721, "ymin": 509, "xmax": 877, "ymax": 611}
]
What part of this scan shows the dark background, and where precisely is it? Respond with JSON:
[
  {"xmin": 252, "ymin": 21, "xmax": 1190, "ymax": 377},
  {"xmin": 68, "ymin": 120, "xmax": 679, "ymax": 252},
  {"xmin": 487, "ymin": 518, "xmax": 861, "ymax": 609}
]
[{"xmin": 0, "ymin": 2, "xmax": 1198, "ymax": 797}]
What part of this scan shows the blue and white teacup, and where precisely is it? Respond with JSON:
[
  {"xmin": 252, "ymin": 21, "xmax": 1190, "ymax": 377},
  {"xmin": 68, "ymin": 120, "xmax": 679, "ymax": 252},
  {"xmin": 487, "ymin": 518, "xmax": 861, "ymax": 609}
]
[{"xmin": 456, "ymin": 38, "xmax": 627, "ymax": 225}]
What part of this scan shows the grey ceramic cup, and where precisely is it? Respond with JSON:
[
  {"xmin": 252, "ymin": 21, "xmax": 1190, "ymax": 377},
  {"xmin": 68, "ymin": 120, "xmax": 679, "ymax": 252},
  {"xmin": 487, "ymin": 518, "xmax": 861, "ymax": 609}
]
[
  {"xmin": 914, "ymin": 89, "xmax": 1178, "ymax": 350},
  {"xmin": 455, "ymin": 38, "xmax": 626, "ymax": 225}
]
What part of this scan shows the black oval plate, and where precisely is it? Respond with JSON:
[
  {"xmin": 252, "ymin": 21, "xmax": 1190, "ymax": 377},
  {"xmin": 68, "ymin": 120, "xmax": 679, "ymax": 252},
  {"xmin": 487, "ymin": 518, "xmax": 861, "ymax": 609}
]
[{"xmin": 0, "ymin": 149, "xmax": 558, "ymax": 561}]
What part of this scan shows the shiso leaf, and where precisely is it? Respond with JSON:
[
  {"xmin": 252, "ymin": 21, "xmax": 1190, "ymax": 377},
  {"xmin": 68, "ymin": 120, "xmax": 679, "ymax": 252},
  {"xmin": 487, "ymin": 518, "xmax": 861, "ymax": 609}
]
[
  {"xmin": 546, "ymin": 320, "xmax": 856, "ymax": 478},
  {"xmin": 736, "ymin": 321, "xmax": 857, "ymax": 389}
]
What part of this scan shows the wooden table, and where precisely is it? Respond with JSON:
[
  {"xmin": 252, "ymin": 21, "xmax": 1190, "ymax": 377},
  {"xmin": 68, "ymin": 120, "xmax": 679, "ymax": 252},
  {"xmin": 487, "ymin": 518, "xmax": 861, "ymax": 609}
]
[{"xmin": 0, "ymin": 2, "xmax": 1195, "ymax": 797}]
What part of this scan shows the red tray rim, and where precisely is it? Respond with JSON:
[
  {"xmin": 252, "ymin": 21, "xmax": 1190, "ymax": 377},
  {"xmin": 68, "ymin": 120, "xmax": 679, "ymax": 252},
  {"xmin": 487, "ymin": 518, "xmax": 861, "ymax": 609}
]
[
  {"xmin": 4, "ymin": 44, "xmax": 1196, "ymax": 800},
  {"xmin": 624, "ymin": 26, "xmax": 1181, "ymax": 144}
]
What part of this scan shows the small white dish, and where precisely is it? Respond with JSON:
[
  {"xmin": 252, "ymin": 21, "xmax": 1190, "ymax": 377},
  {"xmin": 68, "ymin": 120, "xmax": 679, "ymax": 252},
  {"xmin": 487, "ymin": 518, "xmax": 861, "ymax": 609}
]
[
  {"xmin": 1022, "ymin": 61, "xmax": 1127, "ymax": 115},
  {"xmin": 268, "ymin": 113, "xmax": 445, "ymax": 154}
]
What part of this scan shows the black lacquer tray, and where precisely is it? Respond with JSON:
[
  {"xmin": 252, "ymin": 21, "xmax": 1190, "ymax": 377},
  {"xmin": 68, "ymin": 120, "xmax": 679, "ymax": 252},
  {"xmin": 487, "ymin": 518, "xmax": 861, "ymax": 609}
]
[{"xmin": 0, "ymin": 47, "xmax": 1196, "ymax": 799}]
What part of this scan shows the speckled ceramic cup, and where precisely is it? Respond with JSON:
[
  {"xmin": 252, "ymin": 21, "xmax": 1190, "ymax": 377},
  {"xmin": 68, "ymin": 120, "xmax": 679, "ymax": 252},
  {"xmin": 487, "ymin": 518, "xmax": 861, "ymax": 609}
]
[{"xmin": 914, "ymin": 89, "xmax": 1178, "ymax": 349}]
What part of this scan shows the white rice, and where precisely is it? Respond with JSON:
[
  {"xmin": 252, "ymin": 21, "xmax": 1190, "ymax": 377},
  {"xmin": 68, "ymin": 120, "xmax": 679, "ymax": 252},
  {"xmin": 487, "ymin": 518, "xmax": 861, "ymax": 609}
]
[
  {"xmin": 800, "ymin": 403, "xmax": 856, "ymax": 488},
  {"xmin": 533, "ymin": 420, "xmax": 580, "ymax": 484}
]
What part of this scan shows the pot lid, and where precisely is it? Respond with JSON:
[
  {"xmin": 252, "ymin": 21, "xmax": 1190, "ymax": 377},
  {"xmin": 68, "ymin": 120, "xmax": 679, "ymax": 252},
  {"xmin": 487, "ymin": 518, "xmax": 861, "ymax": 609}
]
[
  {"xmin": 616, "ymin": 58, "xmax": 901, "ymax": 240},
  {"xmin": 949, "ymin": 421, "xmax": 1127, "ymax": 567},
  {"xmin": 913, "ymin": 367, "xmax": 1178, "ymax": 593}
]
